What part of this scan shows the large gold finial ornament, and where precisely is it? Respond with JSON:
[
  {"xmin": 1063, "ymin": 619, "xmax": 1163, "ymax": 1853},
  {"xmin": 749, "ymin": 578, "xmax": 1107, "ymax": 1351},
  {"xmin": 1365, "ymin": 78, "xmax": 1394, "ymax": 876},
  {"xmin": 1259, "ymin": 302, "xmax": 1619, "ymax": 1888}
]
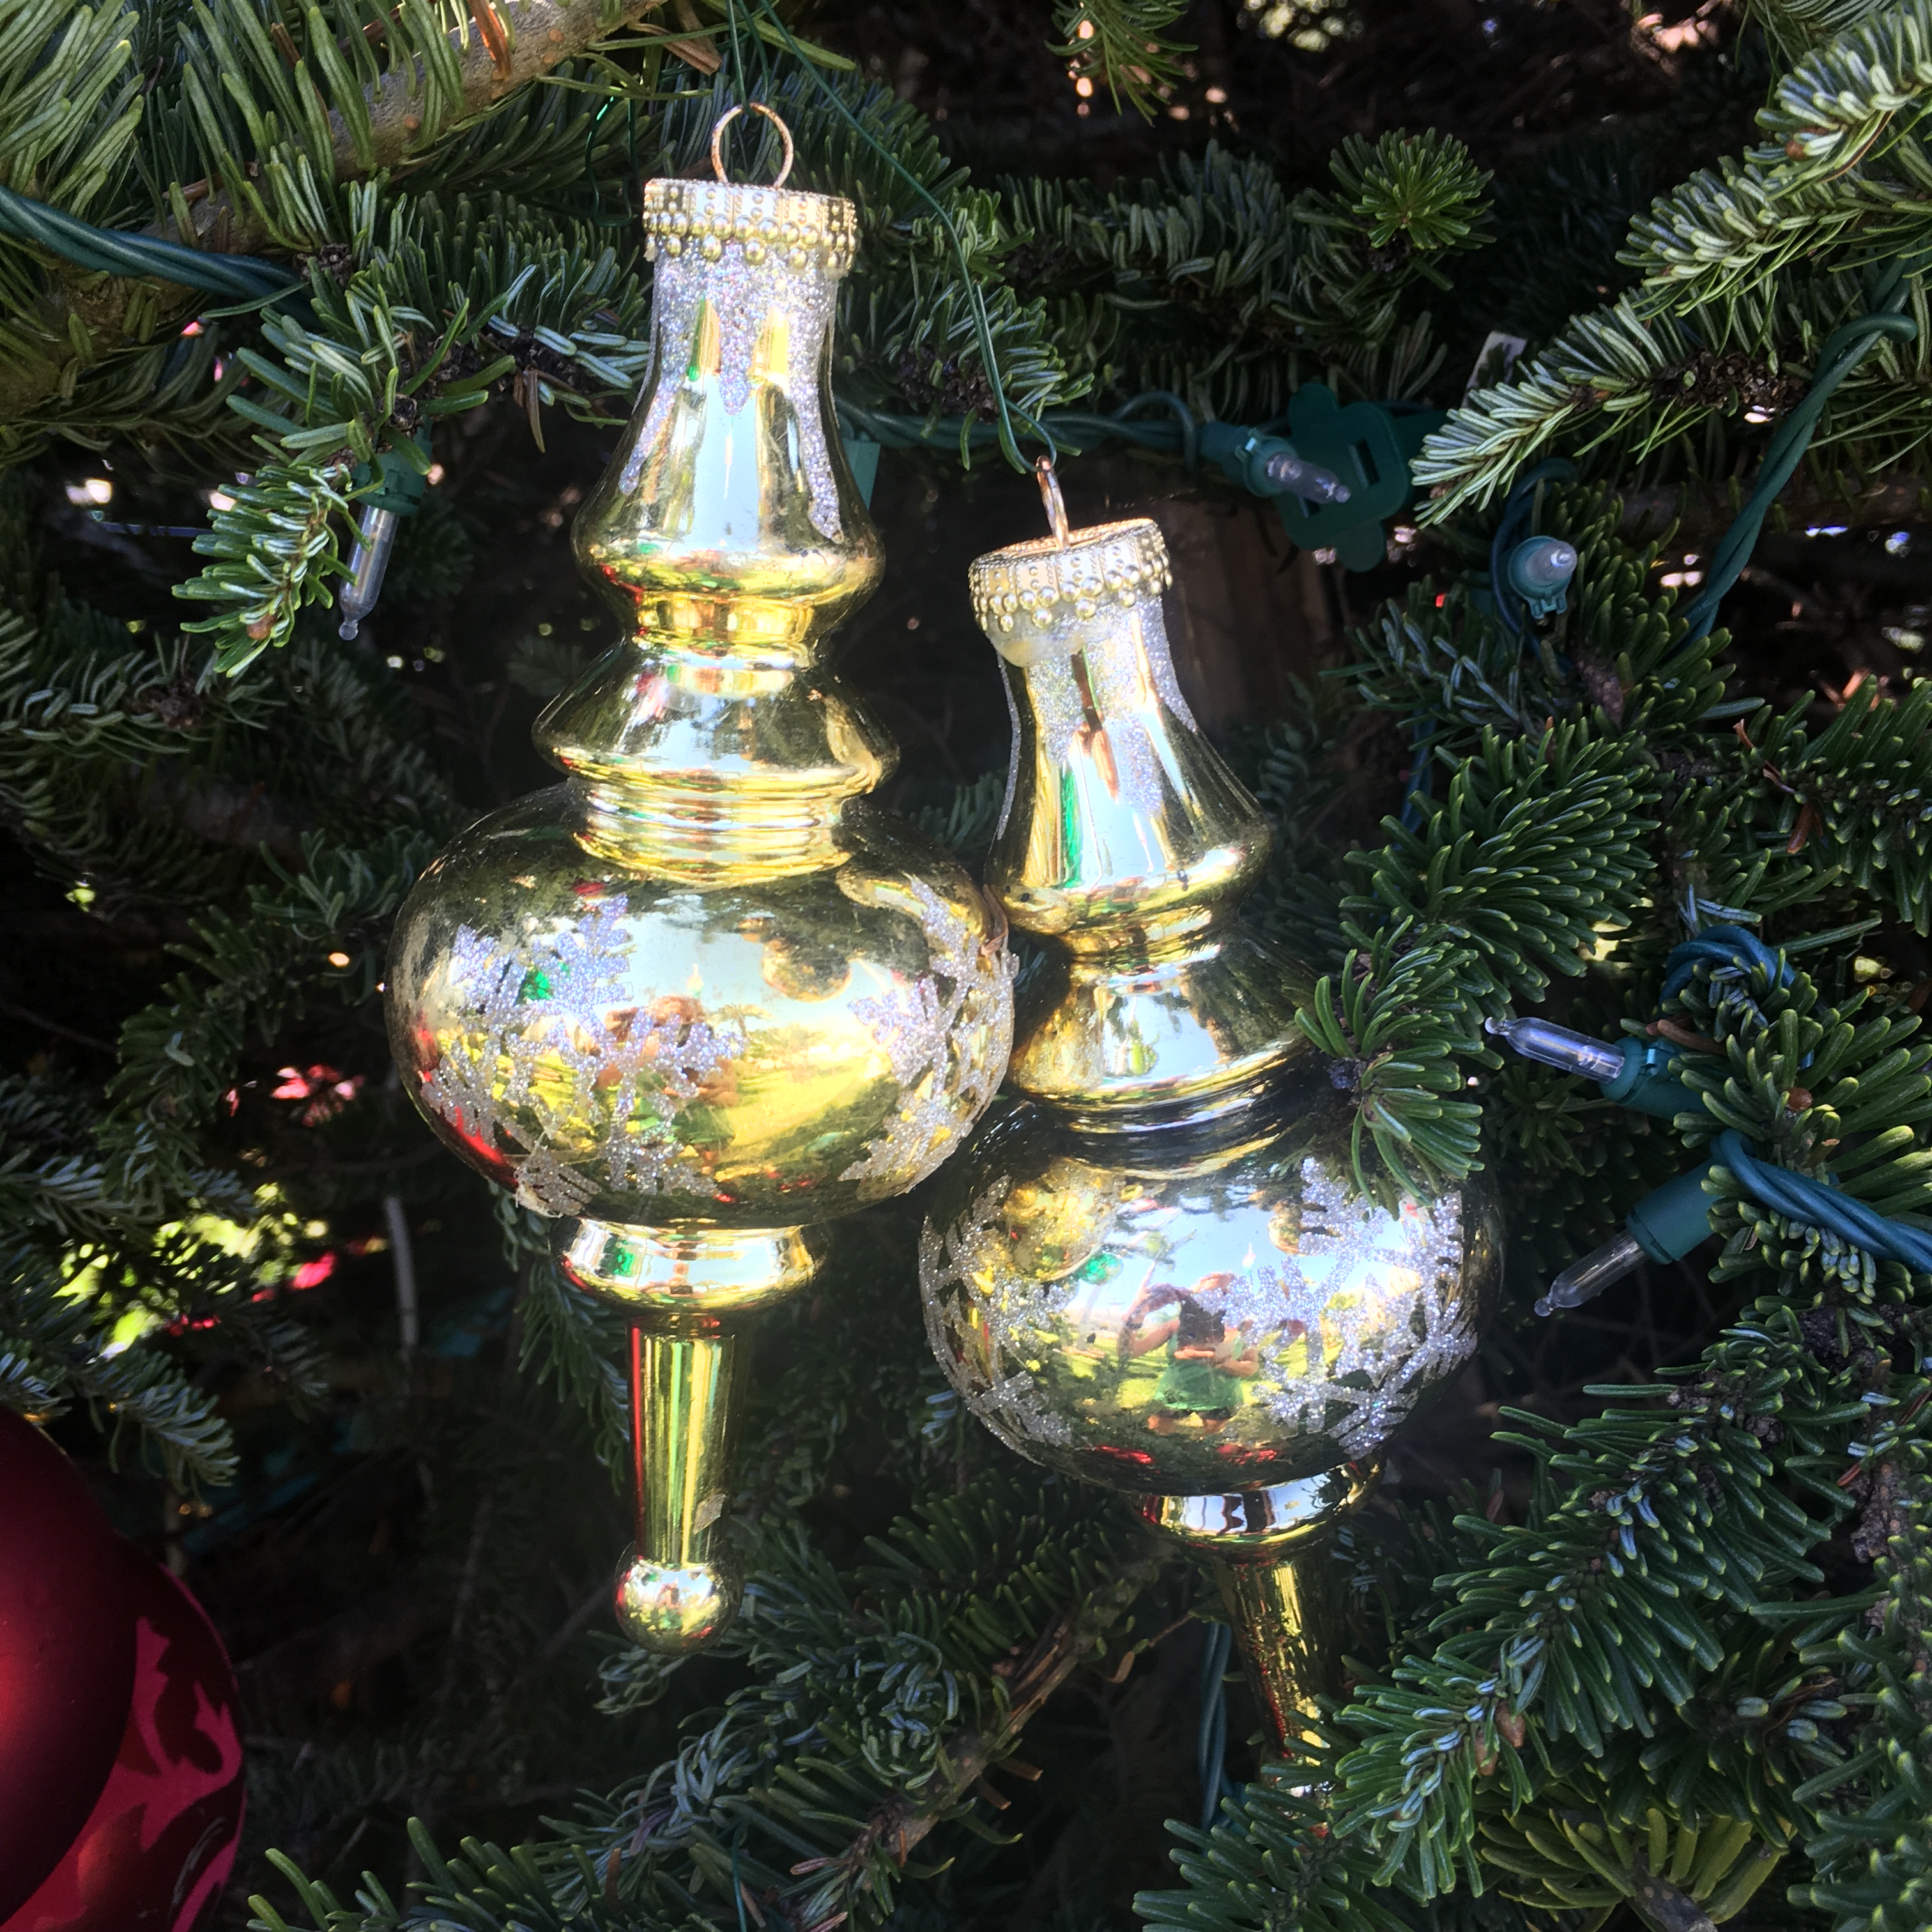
[
  {"xmin": 921, "ymin": 471, "xmax": 1502, "ymax": 1746},
  {"xmin": 386, "ymin": 110, "xmax": 1014, "ymax": 1655}
]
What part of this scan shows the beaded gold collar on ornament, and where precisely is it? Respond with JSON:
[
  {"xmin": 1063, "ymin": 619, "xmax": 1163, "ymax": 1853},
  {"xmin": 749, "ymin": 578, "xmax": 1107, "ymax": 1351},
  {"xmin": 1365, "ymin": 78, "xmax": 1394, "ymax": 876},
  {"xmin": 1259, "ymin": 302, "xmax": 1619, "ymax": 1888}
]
[
  {"xmin": 638, "ymin": 177, "xmax": 857, "ymax": 272},
  {"xmin": 967, "ymin": 518, "xmax": 1174, "ymax": 635}
]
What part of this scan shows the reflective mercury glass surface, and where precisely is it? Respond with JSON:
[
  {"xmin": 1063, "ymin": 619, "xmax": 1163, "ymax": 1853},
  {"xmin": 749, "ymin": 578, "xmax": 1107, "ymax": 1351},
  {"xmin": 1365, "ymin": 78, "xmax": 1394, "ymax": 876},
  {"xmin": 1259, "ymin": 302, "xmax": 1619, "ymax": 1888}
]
[
  {"xmin": 388, "ymin": 799, "xmax": 1009, "ymax": 1228},
  {"xmin": 922, "ymin": 1089, "xmax": 1502, "ymax": 1498},
  {"xmin": 386, "ymin": 161, "xmax": 1014, "ymax": 1655}
]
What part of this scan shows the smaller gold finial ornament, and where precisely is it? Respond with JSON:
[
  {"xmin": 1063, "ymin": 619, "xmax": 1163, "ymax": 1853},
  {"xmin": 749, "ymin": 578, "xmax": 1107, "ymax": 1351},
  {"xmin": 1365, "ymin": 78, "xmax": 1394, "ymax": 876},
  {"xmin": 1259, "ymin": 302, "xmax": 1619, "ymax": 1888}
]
[
  {"xmin": 386, "ymin": 112, "xmax": 1013, "ymax": 1655},
  {"xmin": 922, "ymin": 482, "xmax": 1502, "ymax": 1745}
]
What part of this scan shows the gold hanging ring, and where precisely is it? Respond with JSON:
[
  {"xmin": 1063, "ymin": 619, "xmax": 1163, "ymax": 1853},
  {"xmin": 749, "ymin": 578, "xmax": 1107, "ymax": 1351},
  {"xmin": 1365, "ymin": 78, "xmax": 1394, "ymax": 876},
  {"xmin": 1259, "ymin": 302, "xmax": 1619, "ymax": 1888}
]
[
  {"xmin": 1034, "ymin": 456, "xmax": 1070, "ymax": 548},
  {"xmin": 710, "ymin": 105, "xmax": 795, "ymax": 190}
]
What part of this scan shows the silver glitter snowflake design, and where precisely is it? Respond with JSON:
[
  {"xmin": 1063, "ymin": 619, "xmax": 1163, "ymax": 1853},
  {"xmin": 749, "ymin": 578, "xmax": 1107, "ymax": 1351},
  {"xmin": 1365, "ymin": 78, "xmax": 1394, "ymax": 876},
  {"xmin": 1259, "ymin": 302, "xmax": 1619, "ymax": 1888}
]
[
  {"xmin": 1008, "ymin": 594, "xmax": 1197, "ymax": 820},
  {"xmin": 618, "ymin": 248, "xmax": 843, "ymax": 542},
  {"xmin": 923, "ymin": 1157, "xmax": 1473, "ymax": 1462},
  {"xmin": 919, "ymin": 1186, "xmax": 1075, "ymax": 1450},
  {"xmin": 976, "ymin": 1368, "xmax": 1074, "ymax": 1448},
  {"xmin": 1208, "ymin": 1160, "xmax": 1473, "ymax": 1455},
  {"xmin": 424, "ymin": 894, "xmax": 742, "ymax": 1215},
  {"xmin": 514, "ymin": 1147, "xmax": 600, "ymax": 1219},
  {"xmin": 838, "ymin": 881, "xmax": 1015, "ymax": 1198}
]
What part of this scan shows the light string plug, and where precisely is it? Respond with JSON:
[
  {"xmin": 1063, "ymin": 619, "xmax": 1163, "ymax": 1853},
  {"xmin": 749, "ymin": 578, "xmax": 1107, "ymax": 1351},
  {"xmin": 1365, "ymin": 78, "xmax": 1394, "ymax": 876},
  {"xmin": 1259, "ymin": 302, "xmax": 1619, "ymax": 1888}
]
[{"xmin": 836, "ymin": 390, "xmax": 1353, "ymax": 505}]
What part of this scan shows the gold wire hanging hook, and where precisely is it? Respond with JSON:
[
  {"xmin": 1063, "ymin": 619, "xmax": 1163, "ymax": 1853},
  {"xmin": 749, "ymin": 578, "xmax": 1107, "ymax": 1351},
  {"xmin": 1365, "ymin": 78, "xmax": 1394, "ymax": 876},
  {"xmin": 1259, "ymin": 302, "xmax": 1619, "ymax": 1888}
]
[
  {"xmin": 1034, "ymin": 456, "xmax": 1070, "ymax": 549},
  {"xmin": 710, "ymin": 105, "xmax": 795, "ymax": 190}
]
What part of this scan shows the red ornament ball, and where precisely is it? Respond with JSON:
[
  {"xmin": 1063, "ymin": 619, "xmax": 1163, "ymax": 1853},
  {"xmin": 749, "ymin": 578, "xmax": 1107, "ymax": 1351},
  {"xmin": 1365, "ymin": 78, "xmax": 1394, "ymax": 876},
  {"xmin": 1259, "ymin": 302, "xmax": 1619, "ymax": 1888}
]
[
  {"xmin": 0, "ymin": 1408, "xmax": 137, "ymax": 1919},
  {"xmin": 0, "ymin": 1411, "xmax": 245, "ymax": 1932}
]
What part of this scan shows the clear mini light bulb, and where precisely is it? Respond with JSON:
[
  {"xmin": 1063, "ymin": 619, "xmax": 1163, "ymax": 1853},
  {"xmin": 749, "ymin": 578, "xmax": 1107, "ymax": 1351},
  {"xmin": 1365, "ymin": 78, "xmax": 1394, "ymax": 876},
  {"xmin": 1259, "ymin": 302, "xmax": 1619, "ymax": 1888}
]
[
  {"xmin": 1535, "ymin": 1230, "xmax": 1644, "ymax": 1317},
  {"xmin": 1487, "ymin": 1015, "xmax": 1689, "ymax": 1118},
  {"xmin": 1534, "ymin": 1163, "xmax": 1717, "ymax": 1317},
  {"xmin": 1487, "ymin": 1015, "xmax": 1624, "ymax": 1083},
  {"xmin": 1197, "ymin": 421, "xmax": 1351, "ymax": 504},
  {"xmin": 337, "ymin": 504, "xmax": 399, "ymax": 641},
  {"xmin": 1262, "ymin": 450, "xmax": 1350, "ymax": 503}
]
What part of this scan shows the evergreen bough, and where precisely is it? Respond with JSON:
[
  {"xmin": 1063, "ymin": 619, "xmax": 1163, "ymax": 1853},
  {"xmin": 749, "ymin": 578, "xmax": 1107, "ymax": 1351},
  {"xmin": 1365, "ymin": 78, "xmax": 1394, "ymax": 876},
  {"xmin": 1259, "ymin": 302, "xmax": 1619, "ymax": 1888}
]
[{"xmin": 0, "ymin": 4, "xmax": 1929, "ymax": 1929}]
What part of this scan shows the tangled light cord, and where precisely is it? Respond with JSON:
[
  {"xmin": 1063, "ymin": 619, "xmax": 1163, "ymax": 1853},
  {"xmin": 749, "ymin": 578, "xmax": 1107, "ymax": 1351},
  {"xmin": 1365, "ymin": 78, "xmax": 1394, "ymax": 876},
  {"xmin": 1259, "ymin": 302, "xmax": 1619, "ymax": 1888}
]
[{"xmin": 1498, "ymin": 925, "xmax": 1932, "ymax": 1313}]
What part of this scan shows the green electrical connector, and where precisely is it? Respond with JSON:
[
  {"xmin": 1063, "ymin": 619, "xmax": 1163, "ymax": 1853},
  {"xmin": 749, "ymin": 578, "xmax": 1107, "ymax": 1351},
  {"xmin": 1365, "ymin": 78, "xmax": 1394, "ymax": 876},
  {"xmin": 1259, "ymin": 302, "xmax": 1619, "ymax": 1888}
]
[
  {"xmin": 1504, "ymin": 534, "xmax": 1579, "ymax": 618},
  {"xmin": 1598, "ymin": 1036, "xmax": 1689, "ymax": 1117},
  {"xmin": 1272, "ymin": 385, "xmax": 1445, "ymax": 571},
  {"xmin": 1537, "ymin": 1164, "xmax": 1715, "ymax": 1315}
]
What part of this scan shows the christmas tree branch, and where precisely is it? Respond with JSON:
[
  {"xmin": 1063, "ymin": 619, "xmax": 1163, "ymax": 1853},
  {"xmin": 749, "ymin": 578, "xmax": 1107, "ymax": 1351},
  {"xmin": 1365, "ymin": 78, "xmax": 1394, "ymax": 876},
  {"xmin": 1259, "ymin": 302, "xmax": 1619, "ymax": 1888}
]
[
  {"xmin": 167, "ymin": 0, "xmax": 632, "ymax": 253},
  {"xmin": 0, "ymin": 0, "xmax": 629, "ymax": 429},
  {"xmin": 829, "ymin": 1554, "xmax": 1162, "ymax": 1882}
]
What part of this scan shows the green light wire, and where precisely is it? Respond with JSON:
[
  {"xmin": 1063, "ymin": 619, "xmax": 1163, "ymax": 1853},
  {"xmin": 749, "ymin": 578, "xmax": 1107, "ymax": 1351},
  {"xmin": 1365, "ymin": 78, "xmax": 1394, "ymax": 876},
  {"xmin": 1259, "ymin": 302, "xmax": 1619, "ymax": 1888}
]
[
  {"xmin": 840, "ymin": 399, "xmax": 1188, "ymax": 463},
  {"xmin": 744, "ymin": 0, "xmax": 1051, "ymax": 473},
  {"xmin": 0, "ymin": 183, "xmax": 300, "ymax": 301},
  {"xmin": 1677, "ymin": 250, "xmax": 1925, "ymax": 645},
  {"xmin": 724, "ymin": 0, "xmax": 758, "ymax": 137},
  {"xmin": 0, "ymin": 176, "xmax": 1109, "ymax": 484}
]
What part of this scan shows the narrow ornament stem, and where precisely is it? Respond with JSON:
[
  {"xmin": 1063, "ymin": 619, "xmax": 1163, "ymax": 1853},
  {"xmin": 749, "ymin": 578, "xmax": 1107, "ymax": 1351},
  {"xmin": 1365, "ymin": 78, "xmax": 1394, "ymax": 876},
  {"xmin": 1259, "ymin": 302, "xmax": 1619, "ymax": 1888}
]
[
  {"xmin": 569, "ymin": 1221, "xmax": 824, "ymax": 1652},
  {"xmin": 618, "ymin": 1319, "xmax": 745, "ymax": 1653},
  {"xmin": 1209, "ymin": 1544, "xmax": 1350, "ymax": 1751},
  {"xmin": 1143, "ymin": 1465, "xmax": 1378, "ymax": 1752}
]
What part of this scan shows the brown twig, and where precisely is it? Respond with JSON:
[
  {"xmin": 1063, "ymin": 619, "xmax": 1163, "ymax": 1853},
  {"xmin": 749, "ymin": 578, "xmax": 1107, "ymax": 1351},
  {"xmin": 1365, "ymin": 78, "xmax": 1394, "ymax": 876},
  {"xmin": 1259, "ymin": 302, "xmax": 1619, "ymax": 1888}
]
[
  {"xmin": 468, "ymin": 0, "xmax": 515, "ymax": 80},
  {"xmin": 1786, "ymin": 799, "xmax": 1821, "ymax": 855},
  {"xmin": 1648, "ymin": 1018, "xmax": 1722, "ymax": 1055},
  {"xmin": 796, "ymin": 1560, "xmax": 1164, "ymax": 1910},
  {"xmin": 663, "ymin": 0, "xmax": 724, "ymax": 73}
]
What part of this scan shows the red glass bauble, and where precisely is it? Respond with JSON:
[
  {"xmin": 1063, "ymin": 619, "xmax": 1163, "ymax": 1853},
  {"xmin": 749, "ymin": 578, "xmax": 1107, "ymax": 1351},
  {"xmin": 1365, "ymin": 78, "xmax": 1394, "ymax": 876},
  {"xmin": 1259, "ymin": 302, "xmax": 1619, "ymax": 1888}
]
[
  {"xmin": 0, "ymin": 1409, "xmax": 137, "ymax": 1920},
  {"xmin": 2, "ymin": 1539, "xmax": 245, "ymax": 1932}
]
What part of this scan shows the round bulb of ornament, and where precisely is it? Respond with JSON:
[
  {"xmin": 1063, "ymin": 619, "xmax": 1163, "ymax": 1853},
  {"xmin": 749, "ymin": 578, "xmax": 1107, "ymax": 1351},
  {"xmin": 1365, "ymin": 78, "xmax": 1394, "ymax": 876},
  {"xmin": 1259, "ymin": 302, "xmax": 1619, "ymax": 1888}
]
[
  {"xmin": 0, "ymin": 1411, "xmax": 243, "ymax": 1932},
  {"xmin": 615, "ymin": 1549, "xmax": 742, "ymax": 1652},
  {"xmin": 924, "ymin": 1085, "xmax": 1502, "ymax": 1745},
  {"xmin": 4, "ymin": 1543, "xmax": 244, "ymax": 1932}
]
